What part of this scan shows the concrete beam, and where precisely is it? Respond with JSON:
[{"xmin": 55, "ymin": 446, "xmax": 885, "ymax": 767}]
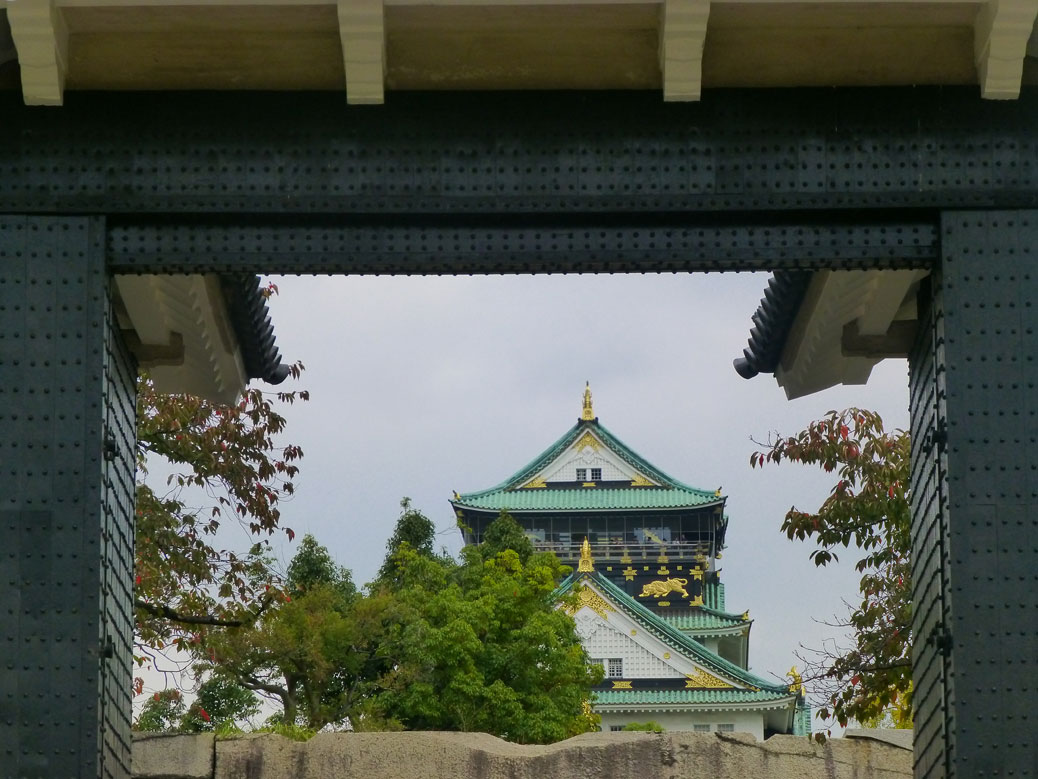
[
  {"xmin": 659, "ymin": 0, "xmax": 710, "ymax": 102},
  {"xmin": 338, "ymin": 0, "xmax": 385, "ymax": 105},
  {"xmin": 974, "ymin": 0, "xmax": 1038, "ymax": 99},
  {"xmin": 6, "ymin": 0, "xmax": 67, "ymax": 105}
]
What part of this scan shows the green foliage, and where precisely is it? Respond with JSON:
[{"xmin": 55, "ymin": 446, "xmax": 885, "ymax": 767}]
[
  {"xmin": 250, "ymin": 723, "xmax": 318, "ymax": 742},
  {"xmin": 375, "ymin": 498, "xmax": 443, "ymax": 586},
  {"xmin": 477, "ymin": 511, "xmax": 534, "ymax": 564},
  {"xmin": 621, "ymin": 721, "xmax": 664, "ymax": 732},
  {"xmin": 197, "ymin": 536, "xmax": 377, "ymax": 730},
  {"xmin": 135, "ymin": 689, "xmax": 186, "ymax": 732},
  {"xmin": 181, "ymin": 675, "xmax": 261, "ymax": 733},
  {"xmin": 133, "ymin": 367, "xmax": 307, "ymax": 660},
  {"xmin": 197, "ymin": 512, "xmax": 598, "ymax": 743},
  {"xmin": 373, "ymin": 513, "xmax": 600, "ymax": 743},
  {"xmin": 752, "ymin": 408, "xmax": 911, "ymax": 729},
  {"xmin": 288, "ymin": 534, "xmax": 357, "ymax": 603}
]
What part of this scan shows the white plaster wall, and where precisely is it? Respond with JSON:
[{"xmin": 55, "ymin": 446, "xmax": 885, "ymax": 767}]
[
  {"xmin": 583, "ymin": 627, "xmax": 683, "ymax": 678},
  {"xmin": 598, "ymin": 711, "xmax": 764, "ymax": 741}
]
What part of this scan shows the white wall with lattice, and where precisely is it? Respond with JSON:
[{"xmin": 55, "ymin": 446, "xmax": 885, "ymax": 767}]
[{"xmin": 582, "ymin": 620, "xmax": 684, "ymax": 678}]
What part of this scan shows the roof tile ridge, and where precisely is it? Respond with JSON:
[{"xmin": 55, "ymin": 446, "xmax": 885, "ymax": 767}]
[{"xmin": 592, "ymin": 421, "xmax": 720, "ymax": 498}]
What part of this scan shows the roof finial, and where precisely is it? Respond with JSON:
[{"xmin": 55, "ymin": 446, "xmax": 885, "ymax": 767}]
[
  {"xmin": 578, "ymin": 538, "xmax": 594, "ymax": 572},
  {"xmin": 581, "ymin": 381, "xmax": 595, "ymax": 421}
]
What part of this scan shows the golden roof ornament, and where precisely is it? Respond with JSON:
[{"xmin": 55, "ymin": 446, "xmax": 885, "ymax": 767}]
[
  {"xmin": 788, "ymin": 665, "xmax": 805, "ymax": 696},
  {"xmin": 578, "ymin": 538, "xmax": 594, "ymax": 572},
  {"xmin": 581, "ymin": 381, "xmax": 595, "ymax": 421}
]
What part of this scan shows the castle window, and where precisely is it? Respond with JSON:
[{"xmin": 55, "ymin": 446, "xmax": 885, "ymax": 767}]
[
  {"xmin": 716, "ymin": 723, "xmax": 735, "ymax": 732},
  {"xmin": 576, "ymin": 468, "xmax": 587, "ymax": 481},
  {"xmin": 610, "ymin": 725, "xmax": 624, "ymax": 732},
  {"xmin": 607, "ymin": 658, "xmax": 623, "ymax": 678},
  {"xmin": 693, "ymin": 724, "xmax": 710, "ymax": 733},
  {"xmin": 590, "ymin": 468, "xmax": 602, "ymax": 481}
]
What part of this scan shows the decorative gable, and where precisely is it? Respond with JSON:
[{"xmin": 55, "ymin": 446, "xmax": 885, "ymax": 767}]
[
  {"xmin": 566, "ymin": 582, "xmax": 740, "ymax": 689},
  {"xmin": 521, "ymin": 429, "xmax": 660, "ymax": 488}
]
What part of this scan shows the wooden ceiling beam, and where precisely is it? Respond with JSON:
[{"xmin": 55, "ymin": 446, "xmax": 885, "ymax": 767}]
[
  {"xmin": 659, "ymin": 0, "xmax": 710, "ymax": 101},
  {"xmin": 7, "ymin": 0, "xmax": 67, "ymax": 105},
  {"xmin": 974, "ymin": 0, "xmax": 1038, "ymax": 99},
  {"xmin": 339, "ymin": 0, "xmax": 385, "ymax": 104}
]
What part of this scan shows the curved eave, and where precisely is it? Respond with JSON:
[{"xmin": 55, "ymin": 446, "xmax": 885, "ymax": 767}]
[
  {"xmin": 114, "ymin": 273, "xmax": 289, "ymax": 404},
  {"xmin": 451, "ymin": 493, "xmax": 726, "ymax": 514},
  {"xmin": 737, "ymin": 269, "xmax": 927, "ymax": 400},
  {"xmin": 593, "ymin": 696, "xmax": 799, "ymax": 714},
  {"xmin": 678, "ymin": 623, "xmax": 750, "ymax": 639}
]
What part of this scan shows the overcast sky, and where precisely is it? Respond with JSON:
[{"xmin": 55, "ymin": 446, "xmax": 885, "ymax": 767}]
[{"xmin": 242, "ymin": 271, "xmax": 909, "ymax": 720}]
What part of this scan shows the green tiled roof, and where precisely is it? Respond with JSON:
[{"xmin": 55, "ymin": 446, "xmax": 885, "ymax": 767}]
[
  {"xmin": 456, "ymin": 486, "xmax": 719, "ymax": 512},
  {"xmin": 594, "ymin": 688, "xmax": 791, "ymax": 706},
  {"xmin": 662, "ymin": 609, "xmax": 747, "ymax": 632},
  {"xmin": 556, "ymin": 571, "xmax": 790, "ymax": 696},
  {"xmin": 454, "ymin": 419, "xmax": 722, "ymax": 512}
]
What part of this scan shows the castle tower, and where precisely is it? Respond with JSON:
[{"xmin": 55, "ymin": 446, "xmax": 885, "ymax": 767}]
[{"xmin": 451, "ymin": 387, "xmax": 808, "ymax": 737}]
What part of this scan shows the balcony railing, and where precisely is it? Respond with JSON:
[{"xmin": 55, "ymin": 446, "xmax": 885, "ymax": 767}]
[{"xmin": 530, "ymin": 540, "xmax": 712, "ymax": 562}]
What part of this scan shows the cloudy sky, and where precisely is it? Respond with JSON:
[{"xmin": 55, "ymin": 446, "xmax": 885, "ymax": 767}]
[{"xmin": 242, "ymin": 271, "xmax": 909, "ymax": 718}]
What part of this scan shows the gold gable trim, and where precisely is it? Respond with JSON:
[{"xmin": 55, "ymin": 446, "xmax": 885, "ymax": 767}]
[
  {"xmin": 562, "ymin": 585, "xmax": 615, "ymax": 620},
  {"xmin": 521, "ymin": 477, "xmax": 547, "ymax": 489},
  {"xmin": 630, "ymin": 474, "xmax": 654, "ymax": 487},
  {"xmin": 572, "ymin": 431, "xmax": 602, "ymax": 452},
  {"xmin": 684, "ymin": 668, "xmax": 734, "ymax": 689}
]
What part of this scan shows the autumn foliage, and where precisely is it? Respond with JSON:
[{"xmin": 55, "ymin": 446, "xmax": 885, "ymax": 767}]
[
  {"xmin": 752, "ymin": 408, "xmax": 911, "ymax": 729},
  {"xmin": 133, "ymin": 366, "xmax": 307, "ymax": 659}
]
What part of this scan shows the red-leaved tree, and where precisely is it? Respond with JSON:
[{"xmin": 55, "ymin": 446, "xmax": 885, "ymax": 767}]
[
  {"xmin": 752, "ymin": 408, "xmax": 911, "ymax": 729},
  {"xmin": 134, "ymin": 365, "xmax": 307, "ymax": 681}
]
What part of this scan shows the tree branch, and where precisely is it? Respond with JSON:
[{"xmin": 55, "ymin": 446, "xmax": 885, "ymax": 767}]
[{"xmin": 135, "ymin": 597, "xmax": 274, "ymax": 628}]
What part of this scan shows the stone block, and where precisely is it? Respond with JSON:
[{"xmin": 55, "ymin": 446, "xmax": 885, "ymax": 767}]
[
  {"xmin": 133, "ymin": 733, "xmax": 214, "ymax": 779},
  {"xmin": 208, "ymin": 730, "xmax": 911, "ymax": 779}
]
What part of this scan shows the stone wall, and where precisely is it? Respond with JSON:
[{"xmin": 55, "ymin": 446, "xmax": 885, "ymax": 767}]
[{"xmin": 133, "ymin": 730, "xmax": 911, "ymax": 779}]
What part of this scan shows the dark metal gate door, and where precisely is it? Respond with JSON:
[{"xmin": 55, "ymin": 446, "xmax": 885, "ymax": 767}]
[
  {"xmin": 0, "ymin": 216, "xmax": 135, "ymax": 779},
  {"xmin": 913, "ymin": 210, "xmax": 1038, "ymax": 779},
  {"xmin": 909, "ymin": 271, "xmax": 951, "ymax": 779}
]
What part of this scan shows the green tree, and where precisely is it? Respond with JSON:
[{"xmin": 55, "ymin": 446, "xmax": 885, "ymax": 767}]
[
  {"xmin": 135, "ymin": 689, "xmax": 186, "ymax": 732},
  {"xmin": 375, "ymin": 497, "xmax": 442, "ymax": 585},
  {"xmin": 180, "ymin": 675, "xmax": 261, "ymax": 732},
  {"xmin": 288, "ymin": 533, "xmax": 357, "ymax": 602},
  {"xmin": 752, "ymin": 408, "xmax": 911, "ymax": 728},
  {"xmin": 133, "ymin": 366, "xmax": 307, "ymax": 662},
  {"xmin": 373, "ymin": 513, "xmax": 601, "ymax": 743},
  {"xmin": 196, "ymin": 536, "xmax": 378, "ymax": 729},
  {"xmin": 477, "ymin": 511, "xmax": 534, "ymax": 564}
]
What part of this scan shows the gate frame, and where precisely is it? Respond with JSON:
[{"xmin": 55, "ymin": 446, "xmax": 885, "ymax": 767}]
[{"xmin": 2, "ymin": 87, "xmax": 1036, "ymax": 779}]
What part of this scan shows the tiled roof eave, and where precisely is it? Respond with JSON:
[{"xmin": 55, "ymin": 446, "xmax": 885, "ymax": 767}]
[
  {"xmin": 451, "ymin": 497, "xmax": 725, "ymax": 513},
  {"xmin": 593, "ymin": 697, "xmax": 799, "ymax": 713},
  {"xmin": 678, "ymin": 624, "xmax": 750, "ymax": 638}
]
